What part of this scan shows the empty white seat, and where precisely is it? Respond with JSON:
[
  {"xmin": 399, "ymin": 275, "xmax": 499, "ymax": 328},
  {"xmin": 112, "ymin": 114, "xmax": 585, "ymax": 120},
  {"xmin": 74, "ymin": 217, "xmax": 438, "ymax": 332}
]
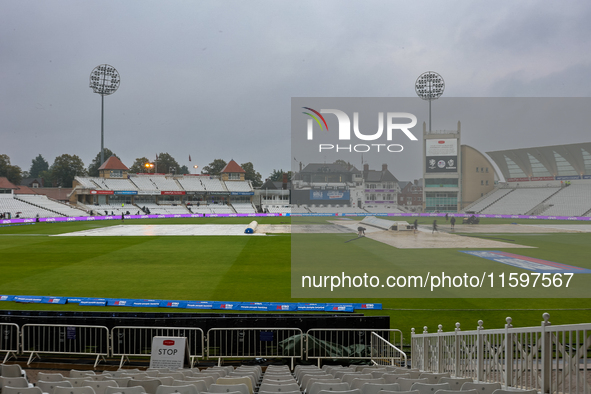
[
  {"xmin": 308, "ymin": 382, "xmax": 350, "ymax": 394},
  {"xmin": 437, "ymin": 379, "xmax": 471, "ymax": 390},
  {"xmin": 215, "ymin": 378, "xmax": 253, "ymax": 394},
  {"xmin": 81, "ymin": 380, "xmax": 118, "ymax": 394},
  {"xmin": 1, "ymin": 365, "xmax": 26, "ymax": 378},
  {"xmin": 104, "ymin": 386, "xmax": 146, "ymax": 394},
  {"xmin": 128, "ymin": 379, "xmax": 162, "ymax": 394},
  {"xmin": 172, "ymin": 380, "xmax": 207, "ymax": 394},
  {"xmin": 396, "ymin": 379, "xmax": 428, "ymax": 392},
  {"xmin": 207, "ymin": 383, "xmax": 249, "ymax": 394},
  {"xmin": 53, "ymin": 388, "xmax": 97, "ymax": 394},
  {"xmin": 434, "ymin": 390, "xmax": 477, "ymax": 394},
  {"xmin": 350, "ymin": 379, "xmax": 385, "ymax": 391},
  {"xmin": 416, "ymin": 375, "xmax": 450, "ymax": 385},
  {"xmin": 258, "ymin": 383, "xmax": 300, "ymax": 393},
  {"xmin": 2, "ymin": 387, "xmax": 43, "ymax": 394},
  {"xmin": 409, "ymin": 382, "xmax": 450, "ymax": 394},
  {"xmin": 155, "ymin": 385, "xmax": 199, "ymax": 394},
  {"xmin": 361, "ymin": 383, "xmax": 400, "ymax": 394},
  {"xmin": 38, "ymin": 375, "xmax": 66, "ymax": 383},
  {"xmin": 460, "ymin": 383, "xmax": 501, "ymax": 394},
  {"xmin": 36, "ymin": 381, "xmax": 73, "ymax": 394}
]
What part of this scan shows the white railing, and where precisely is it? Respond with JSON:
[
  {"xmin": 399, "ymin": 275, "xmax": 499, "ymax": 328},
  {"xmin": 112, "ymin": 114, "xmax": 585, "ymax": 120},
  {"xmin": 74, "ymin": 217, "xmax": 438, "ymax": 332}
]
[
  {"xmin": 306, "ymin": 328, "xmax": 405, "ymax": 367},
  {"xmin": 111, "ymin": 326, "xmax": 204, "ymax": 368},
  {"xmin": 0, "ymin": 323, "xmax": 19, "ymax": 363},
  {"xmin": 21, "ymin": 324, "xmax": 109, "ymax": 367},
  {"xmin": 370, "ymin": 331, "xmax": 407, "ymax": 366},
  {"xmin": 207, "ymin": 328, "xmax": 303, "ymax": 369},
  {"xmin": 411, "ymin": 313, "xmax": 591, "ymax": 394}
]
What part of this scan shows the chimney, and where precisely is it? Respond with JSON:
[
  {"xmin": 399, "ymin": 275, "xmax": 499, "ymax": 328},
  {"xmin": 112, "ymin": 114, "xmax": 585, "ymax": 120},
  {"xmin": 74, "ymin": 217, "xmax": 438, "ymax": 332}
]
[
  {"xmin": 382, "ymin": 164, "xmax": 388, "ymax": 171},
  {"xmin": 282, "ymin": 173, "xmax": 288, "ymax": 190}
]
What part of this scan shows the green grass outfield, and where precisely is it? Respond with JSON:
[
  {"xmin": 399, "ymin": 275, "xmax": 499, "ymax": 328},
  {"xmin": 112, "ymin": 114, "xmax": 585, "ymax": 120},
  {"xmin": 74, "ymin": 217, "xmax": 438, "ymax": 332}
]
[{"xmin": 0, "ymin": 216, "xmax": 590, "ymax": 342}]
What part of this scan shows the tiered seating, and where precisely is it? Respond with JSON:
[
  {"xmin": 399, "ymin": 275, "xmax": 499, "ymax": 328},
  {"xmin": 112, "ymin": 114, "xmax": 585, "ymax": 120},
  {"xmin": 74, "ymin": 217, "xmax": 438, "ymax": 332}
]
[
  {"xmin": 15, "ymin": 195, "xmax": 90, "ymax": 217},
  {"xmin": 539, "ymin": 184, "xmax": 591, "ymax": 217},
  {"xmin": 481, "ymin": 187, "xmax": 560, "ymax": 215},
  {"xmin": 364, "ymin": 206, "xmax": 405, "ymax": 213},
  {"xmin": 264, "ymin": 205, "xmax": 291, "ymax": 214},
  {"xmin": 96, "ymin": 178, "xmax": 138, "ymax": 191},
  {"xmin": 201, "ymin": 177, "xmax": 227, "ymax": 192},
  {"xmin": 462, "ymin": 188, "xmax": 514, "ymax": 213},
  {"xmin": 292, "ymin": 205, "xmax": 311, "ymax": 214},
  {"xmin": 224, "ymin": 181, "xmax": 252, "ymax": 192},
  {"xmin": 150, "ymin": 177, "xmax": 182, "ymax": 191},
  {"xmin": 232, "ymin": 203, "xmax": 256, "ymax": 213},
  {"xmin": 308, "ymin": 205, "xmax": 366, "ymax": 214},
  {"xmin": 209, "ymin": 204, "xmax": 235, "ymax": 214},
  {"xmin": 177, "ymin": 177, "xmax": 206, "ymax": 192},
  {"xmin": 0, "ymin": 196, "xmax": 56, "ymax": 218},
  {"xmin": 141, "ymin": 203, "xmax": 189, "ymax": 215},
  {"xmin": 87, "ymin": 204, "xmax": 135, "ymax": 215},
  {"xmin": 74, "ymin": 176, "xmax": 101, "ymax": 189},
  {"xmin": 129, "ymin": 176, "xmax": 159, "ymax": 192}
]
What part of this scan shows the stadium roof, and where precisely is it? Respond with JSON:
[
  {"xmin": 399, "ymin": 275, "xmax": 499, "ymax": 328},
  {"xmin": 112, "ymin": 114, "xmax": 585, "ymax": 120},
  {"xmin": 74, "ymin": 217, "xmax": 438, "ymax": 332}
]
[
  {"xmin": 98, "ymin": 156, "xmax": 128, "ymax": 171},
  {"xmin": 486, "ymin": 142, "xmax": 591, "ymax": 180},
  {"xmin": 0, "ymin": 177, "xmax": 17, "ymax": 190},
  {"xmin": 221, "ymin": 159, "xmax": 245, "ymax": 173},
  {"xmin": 301, "ymin": 163, "xmax": 361, "ymax": 174}
]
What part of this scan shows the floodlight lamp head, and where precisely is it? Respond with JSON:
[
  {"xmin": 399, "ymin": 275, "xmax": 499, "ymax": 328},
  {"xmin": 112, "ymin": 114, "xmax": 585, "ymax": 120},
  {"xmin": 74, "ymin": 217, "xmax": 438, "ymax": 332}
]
[
  {"xmin": 415, "ymin": 71, "xmax": 445, "ymax": 101},
  {"xmin": 90, "ymin": 64, "xmax": 120, "ymax": 95}
]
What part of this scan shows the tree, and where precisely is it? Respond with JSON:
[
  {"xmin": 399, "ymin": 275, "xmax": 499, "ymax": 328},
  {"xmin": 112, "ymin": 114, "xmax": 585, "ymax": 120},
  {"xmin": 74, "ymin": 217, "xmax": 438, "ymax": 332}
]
[
  {"xmin": 201, "ymin": 159, "xmax": 227, "ymax": 175},
  {"xmin": 156, "ymin": 152, "xmax": 181, "ymax": 174},
  {"xmin": 179, "ymin": 165, "xmax": 189, "ymax": 175},
  {"xmin": 268, "ymin": 169, "xmax": 293, "ymax": 182},
  {"xmin": 87, "ymin": 149, "xmax": 118, "ymax": 177},
  {"xmin": 0, "ymin": 154, "xmax": 23, "ymax": 185},
  {"xmin": 49, "ymin": 154, "xmax": 86, "ymax": 187},
  {"xmin": 241, "ymin": 162, "xmax": 263, "ymax": 187},
  {"xmin": 29, "ymin": 154, "xmax": 49, "ymax": 178},
  {"xmin": 129, "ymin": 157, "xmax": 152, "ymax": 173}
]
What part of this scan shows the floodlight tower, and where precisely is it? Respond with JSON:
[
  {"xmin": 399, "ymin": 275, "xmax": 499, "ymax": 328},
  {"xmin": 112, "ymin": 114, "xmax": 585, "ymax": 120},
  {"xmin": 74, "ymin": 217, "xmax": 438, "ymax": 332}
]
[
  {"xmin": 415, "ymin": 71, "xmax": 444, "ymax": 132},
  {"xmin": 90, "ymin": 64, "xmax": 120, "ymax": 165}
]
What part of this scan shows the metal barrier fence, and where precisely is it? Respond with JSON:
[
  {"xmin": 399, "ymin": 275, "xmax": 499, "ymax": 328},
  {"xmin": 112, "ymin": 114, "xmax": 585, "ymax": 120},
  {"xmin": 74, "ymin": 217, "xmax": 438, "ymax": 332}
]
[
  {"xmin": 111, "ymin": 326, "xmax": 204, "ymax": 368},
  {"xmin": 411, "ymin": 313, "xmax": 591, "ymax": 394},
  {"xmin": 21, "ymin": 324, "xmax": 109, "ymax": 367},
  {"xmin": 207, "ymin": 328, "xmax": 303, "ymax": 369},
  {"xmin": 306, "ymin": 328, "xmax": 405, "ymax": 367},
  {"xmin": 370, "ymin": 331, "xmax": 407, "ymax": 366},
  {"xmin": 0, "ymin": 323, "xmax": 19, "ymax": 363}
]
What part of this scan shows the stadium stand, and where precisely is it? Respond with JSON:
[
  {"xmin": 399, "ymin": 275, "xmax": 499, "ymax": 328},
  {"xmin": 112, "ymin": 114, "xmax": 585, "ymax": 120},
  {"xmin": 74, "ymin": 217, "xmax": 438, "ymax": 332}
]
[
  {"xmin": 149, "ymin": 176, "xmax": 182, "ymax": 191},
  {"xmin": 129, "ymin": 176, "xmax": 159, "ymax": 192},
  {"xmin": 201, "ymin": 177, "xmax": 227, "ymax": 192},
  {"xmin": 461, "ymin": 188, "xmax": 514, "ymax": 213},
  {"xmin": 177, "ymin": 177, "xmax": 206, "ymax": 192},
  {"xmin": 16, "ymin": 194, "xmax": 90, "ymax": 217},
  {"xmin": 231, "ymin": 202, "xmax": 257, "ymax": 213},
  {"xmin": 224, "ymin": 181, "xmax": 253, "ymax": 192},
  {"xmin": 480, "ymin": 187, "xmax": 560, "ymax": 215},
  {"xmin": 364, "ymin": 206, "xmax": 405, "ymax": 213},
  {"xmin": 96, "ymin": 178, "xmax": 138, "ymax": 191},
  {"xmin": 86, "ymin": 203, "xmax": 136, "ymax": 215},
  {"xmin": 538, "ymin": 183, "xmax": 591, "ymax": 217},
  {"xmin": 74, "ymin": 176, "xmax": 101, "ymax": 189},
  {"xmin": 0, "ymin": 195, "xmax": 57, "ymax": 218},
  {"xmin": 139, "ymin": 202, "xmax": 190, "ymax": 215}
]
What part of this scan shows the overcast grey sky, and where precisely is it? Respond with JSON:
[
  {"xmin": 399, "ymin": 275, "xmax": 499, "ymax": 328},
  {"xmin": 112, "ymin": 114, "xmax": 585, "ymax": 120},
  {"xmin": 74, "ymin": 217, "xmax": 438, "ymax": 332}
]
[{"xmin": 2, "ymin": 0, "xmax": 590, "ymax": 181}]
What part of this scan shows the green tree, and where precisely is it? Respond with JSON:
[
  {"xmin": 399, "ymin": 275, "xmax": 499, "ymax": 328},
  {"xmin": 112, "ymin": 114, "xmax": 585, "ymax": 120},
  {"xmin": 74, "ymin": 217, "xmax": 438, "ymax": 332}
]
[
  {"xmin": 0, "ymin": 154, "xmax": 23, "ymax": 185},
  {"xmin": 241, "ymin": 162, "xmax": 263, "ymax": 187},
  {"xmin": 334, "ymin": 159, "xmax": 352, "ymax": 170},
  {"xmin": 87, "ymin": 148, "xmax": 118, "ymax": 177},
  {"xmin": 129, "ymin": 157, "xmax": 152, "ymax": 173},
  {"xmin": 29, "ymin": 154, "xmax": 49, "ymax": 178},
  {"xmin": 156, "ymin": 152, "xmax": 181, "ymax": 174},
  {"xmin": 179, "ymin": 165, "xmax": 189, "ymax": 175},
  {"xmin": 49, "ymin": 154, "xmax": 86, "ymax": 187},
  {"xmin": 268, "ymin": 169, "xmax": 293, "ymax": 182},
  {"xmin": 201, "ymin": 159, "xmax": 227, "ymax": 175}
]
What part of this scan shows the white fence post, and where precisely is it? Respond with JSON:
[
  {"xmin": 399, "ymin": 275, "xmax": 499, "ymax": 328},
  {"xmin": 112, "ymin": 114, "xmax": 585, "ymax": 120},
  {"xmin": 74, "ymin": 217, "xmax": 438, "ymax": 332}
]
[
  {"xmin": 504, "ymin": 317, "xmax": 514, "ymax": 389},
  {"xmin": 454, "ymin": 322, "xmax": 461, "ymax": 377},
  {"xmin": 477, "ymin": 320, "xmax": 484, "ymax": 382},
  {"xmin": 423, "ymin": 326, "xmax": 429, "ymax": 371},
  {"xmin": 540, "ymin": 313, "xmax": 551, "ymax": 394},
  {"xmin": 437, "ymin": 324, "xmax": 444, "ymax": 373}
]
